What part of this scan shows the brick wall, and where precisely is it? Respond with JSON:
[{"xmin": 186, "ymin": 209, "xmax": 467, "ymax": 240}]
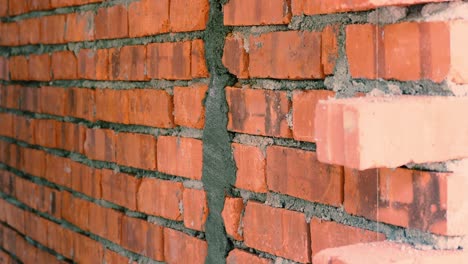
[{"xmin": 0, "ymin": 0, "xmax": 467, "ymax": 263}]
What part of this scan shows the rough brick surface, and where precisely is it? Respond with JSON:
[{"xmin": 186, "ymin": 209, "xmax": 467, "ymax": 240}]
[
  {"xmin": 232, "ymin": 143, "xmax": 267, "ymax": 193},
  {"xmin": 222, "ymin": 197, "xmax": 244, "ymax": 240},
  {"xmin": 174, "ymin": 84, "xmax": 208, "ymax": 129},
  {"xmin": 183, "ymin": 189, "xmax": 208, "ymax": 231},
  {"xmin": 164, "ymin": 228, "xmax": 208, "ymax": 264},
  {"xmin": 227, "ymin": 249, "xmax": 273, "ymax": 264},
  {"xmin": 224, "ymin": 0, "xmax": 291, "ymax": 26},
  {"xmin": 128, "ymin": 0, "xmax": 169, "ymax": 37},
  {"xmin": 137, "ymin": 178, "xmax": 183, "ymax": 220}
]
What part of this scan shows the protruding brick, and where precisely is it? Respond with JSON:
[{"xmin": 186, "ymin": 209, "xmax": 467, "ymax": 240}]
[
  {"xmin": 226, "ymin": 87, "xmax": 292, "ymax": 138},
  {"xmin": 128, "ymin": 89, "xmax": 174, "ymax": 128},
  {"xmin": 232, "ymin": 143, "xmax": 267, "ymax": 193},
  {"xmin": 249, "ymin": 31, "xmax": 323, "ymax": 79},
  {"xmin": 183, "ymin": 189, "xmax": 208, "ymax": 231},
  {"xmin": 221, "ymin": 197, "xmax": 244, "ymax": 240},
  {"xmin": 121, "ymin": 216, "xmax": 164, "ymax": 261},
  {"xmin": 313, "ymin": 241, "xmax": 468, "ymax": 264},
  {"xmin": 292, "ymin": 89, "xmax": 335, "ymax": 142},
  {"xmin": 315, "ymin": 96, "xmax": 468, "ymax": 170},
  {"xmin": 227, "ymin": 249, "xmax": 273, "ymax": 264},
  {"xmin": 101, "ymin": 169, "xmax": 140, "ymax": 211},
  {"xmin": 28, "ymin": 54, "xmax": 50, "ymax": 81},
  {"xmin": 137, "ymin": 178, "xmax": 183, "ymax": 220},
  {"xmin": 51, "ymin": 51, "xmax": 78, "ymax": 80},
  {"xmin": 224, "ymin": 0, "xmax": 291, "ymax": 26},
  {"xmin": 243, "ymin": 202, "xmax": 310, "ymax": 263},
  {"xmin": 95, "ymin": 5, "xmax": 128, "ymax": 40},
  {"xmin": 115, "ymin": 132, "xmax": 157, "ymax": 170},
  {"xmin": 164, "ymin": 228, "xmax": 208, "ymax": 264},
  {"xmin": 128, "ymin": 0, "xmax": 169, "ymax": 37},
  {"xmin": 146, "ymin": 41, "xmax": 192, "ymax": 80},
  {"xmin": 174, "ymin": 84, "xmax": 208, "ymax": 129},
  {"xmin": 170, "ymin": 0, "xmax": 209, "ymax": 32},
  {"xmin": 157, "ymin": 136, "xmax": 203, "ymax": 180},
  {"xmin": 310, "ymin": 218, "xmax": 386, "ymax": 256},
  {"xmin": 223, "ymin": 34, "xmax": 249, "ymax": 78},
  {"xmin": 108, "ymin": 45, "xmax": 146, "ymax": 81}
]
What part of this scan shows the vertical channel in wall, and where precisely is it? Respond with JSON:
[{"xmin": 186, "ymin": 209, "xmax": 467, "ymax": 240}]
[{"xmin": 202, "ymin": 0, "xmax": 237, "ymax": 263}]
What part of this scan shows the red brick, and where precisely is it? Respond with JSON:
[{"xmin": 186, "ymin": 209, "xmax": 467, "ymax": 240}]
[
  {"xmin": 108, "ymin": 45, "xmax": 146, "ymax": 81},
  {"xmin": 4, "ymin": 202, "xmax": 25, "ymax": 233},
  {"xmin": 146, "ymin": 41, "xmax": 192, "ymax": 80},
  {"xmin": 0, "ymin": 22, "xmax": 19, "ymax": 46},
  {"xmin": 25, "ymin": 212, "xmax": 49, "ymax": 246},
  {"xmin": 95, "ymin": 5, "xmax": 128, "ymax": 40},
  {"xmin": 191, "ymin": 39, "xmax": 209, "ymax": 78},
  {"xmin": 77, "ymin": 48, "xmax": 109, "ymax": 80},
  {"xmin": 223, "ymin": 34, "xmax": 249, "ymax": 78},
  {"xmin": 0, "ymin": 170, "xmax": 15, "ymax": 195},
  {"xmin": 174, "ymin": 84, "xmax": 208, "ymax": 129},
  {"xmin": 322, "ymin": 25, "xmax": 339, "ymax": 75},
  {"xmin": 33, "ymin": 118, "xmax": 59, "ymax": 149},
  {"xmin": 315, "ymin": 96, "xmax": 468, "ymax": 170},
  {"xmin": 310, "ymin": 218, "xmax": 386, "ymax": 256},
  {"xmin": 57, "ymin": 122, "xmax": 86, "ymax": 154},
  {"xmin": 170, "ymin": 0, "xmax": 208, "ymax": 32},
  {"xmin": 28, "ymin": 54, "xmax": 51, "ymax": 81},
  {"xmin": 83, "ymin": 128, "xmax": 116, "ymax": 162},
  {"xmin": 224, "ymin": 0, "xmax": 291, "ymax": 26},
  {"xmin": 61, "ymin": 192, "xmax": 90, "ymax": 230},
  {"xmin": 51, "ymin": 51, "xmax": 78, "ymax": 80},
  {"xmin": 39, "ymin": 86, "xmax": 67, "ymax": 116},
  {"xmin": 22, "ymin": 148, "xmax": 46, "ymax": 178},
  {"xmin": 137, "ymin": 178, "xmax": 183, "ymax": 220},
  {"xmin": 45, "ymin": 154, "xmax": 72, "ymax": 188},
  {"xmin": 6, "ymin": 144, "xmax": 22, "ymax": 172},
  {"xmin": 9, "ymin": 56, "xmax": 29, "ymax": 80},
  {"xmin": 70, "ymin": 161, "xmax": 102, "ymax": 198},
  {"xmin": 13, "ymin": 115, "xmax": 35, "ymax": 143},
  {"xmin": 227, "ymin": 249, "xmax": 273, "ymax": 264},
  {"xmin": 40, "ymin": 15, "xmax": 66, "ymax": 44},
  {"xmin": 267, "ymin": 146, "xmax": 343, "ymax": 206},
  {"xmin": 95, "ymin": 88, "xmax": 129, "ymax": 124},
  {"xmin": 0, "ymin": 57, "xmax": 9, "ymax": 80},
  {"xmin": 0, "ymin": 112, "xmax": 14, "ymax": 138},
  {"xmin": 101, "ymin": 169, "xmax": 139, "ymax": 210},
  {"xmin": 104, "ymin": 250, "xmax": 135, "ymax": 264},
  {"xmin": 292, "ymin": 89, "xmax": 335, "ymax": 142},
  {"xmin": 74, "ymin": 234, "xmax": 104, "ymax": 264},
  {"xmin": 19, "ymin": 18, "xmax": 41, "ymax": 45},
  {"xmin": 28, "ymin": 0, "xmax": 51, "ymax": 11},
  {"xmin": 128, "ymin": 89, "xmax": 174, "ymax": 128},
  {"xmin": 249, "ymin": 31, "xmax": 323, "ymax": 79},
  {"xmin": 47, "ymin": 221, "xmax": 74, "ymax": 259},
  {"xmin": 183, "ymin": 188, "xmax": 208, "ymax": 231},
  {"xmin": 115, "ymin": 132, "xmax": 157, "ymax": 170},
  {"xmin": 0, "ymin": 0, "xmax": 7, "ymax": 16},
  {"xmin": 221, "ymin": 197, "xmax": 244, "ymax": 240},
  {"xmin": 5, "ymin": 85, "xmax": 22, "ymax": 109},
  {"xmin": 164, "ymin": 228, "xmax": 208, "ymax": 264},
  {"xmin": 121, "ymin": 216, "xmax": 164, "ymax": 260},
  {"xmin": 157, "ymin": 136, "xmax": 203, "ymax": 180},
  {"xmin": 88, "ymin": 203, "xmax": 123, "ymax": 244},
  {"xmin": 243, "ymin": 202, "xmax": 310, "ymax": 263},
  {"xmin": 65, "ymin": 11, "xmax": 95, "ymax": 42},
  {"xmin": 128, "ymin": 0, "xmax": 169, "ymax": 37},
  {"xmin": 313, "ymin": 241, "xmax": 468, "ymax": 264},
  {"xmin": 0, "ymin": 251, "xmax": 13, "ymax": 264},
  {"xmin": 232, "ymin": 143, "xmax": 266, "ymax": 193},
  {"xmin": 66, "ymin": 87, "xmax": 96, "ymax": 121},
  {"xmin": 226, "ymin": 87, "xmax": 292, "ymax": 138},
  {"xmin": 8, "ymin": 0, "xmax": 28, "ymax": 15}
]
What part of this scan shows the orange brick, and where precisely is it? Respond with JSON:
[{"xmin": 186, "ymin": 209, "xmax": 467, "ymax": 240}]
[
  {"xmin": 5, "ymin": 85, "xmax": 22, "ymax": 109},
  {"xmin": 267, "ymin": 146, "xmax": 343, "ymax": 206},
  {"xmin": 74, "ymin": 234, "xmax": 104, "ymax": 264},
  {"xmin": 101, "ymin": 169, "xmax": 140, "ymax": 210},
  {"xmin": 40, "ymin": 15, "xmax": 66, "ymax": 44},
  {"xmin": 174, "ymin": 84, "xmax": 208, "ymax": 129},
  {"xmin": 66, "ymin": 87, "xmax": 96, "ymax": 121},
  {"xmin": 232, "ymin": 143, "xmax": 267, "ymax": 193},
  {"xmin": 104, "ymin": 250, "xmax": 135, "ymax": 264},
  {"xmin": 47, "ymin": 221, "xmax": 74, "ymax": 259},
  {"xmin": 61, "ymin": 192, "xmax": 90, "ymax": 230},
  {"xmin": 77, "ymin": 49, "xmax": 109, "ymax": 80},
  {"xmin": 13, "ymin": 115, "xmax": 35, "ymax": 143},
  {"xmin": 0, "ymin": 112, "xmax": 14, "ymax": 138},
  {"xmin": 137, "ymin": 178, "xmax": 183, "ymax": 220},
  {"xmin": 121, "ymin": 216, "xmax": 164, "ymax": 260},
  {"xmin": 146, "ymin": 41, "xmax": 192, "ymax": 80},
  {"xmin": 51, "ymin": 51, "xmax": 78, "ymax": 80},
  {"xmin": 128, "ymin": 0, "xmax": 169, "ymax": 37},
  {"xmin": 249, "ymin": 31, "xmax": 323, "ymax": 79},
  {"xmin": 115, "ymin": 132, "xmax": 157, "ymax": 170},
  {"xmin": 39, "ymin": 86, "xmax": 67, "ymax": 116},
  {"xmin": 22, "ymin": 148, "xmax": 46, "ymax": 178},
  {"xmin": 0, "ymin": 170, "xmax": 15, "ymax": 196},
  {"xmin": 0, "ymin": 0, "xmax": 7, "ymax": 16},
  {"xmin": 28, "ymin": 0, "xmax": 51, "ymax": 11},
  {"xmin": 24, "ymin": 212, "xmax": 49, "ymax": 246},
  {"xmin": 83, "ymin": 128, "xmax": 116, "ymax": 162},
  {"xmin": 95, "ymin": 5, "xmax": 128, "ymax": 40},
  {"xmin": 164, "ymin": 228, "xmax": 208, "ymax": 264},
  {"xmin": 227, "ymin": 249, "xmax": 273, "ymax": 264},
  {"xmin": 128, "ymin": 89, "xmax": 174, "ymax": 128},
  {"xmin": 65, "ymin": 11, "xmax": 95, "ymax": 42},
  {"xmin": 0, "ymin": 57, "xmax": 9, "ymax": 80},
  {"xmin": 57, "ymin": 122, "xmax": 86, "ymax": 154},
  {"xmin": 183, "ymin": 189, "xmax": 208, "ymax": 231},
  {"xmin": 224, "ymin": 0, "xmax": 291, "ymax": 26},
  {"xmin": 191, "ymin": 39, "xmax": 209, "ymax": 78},
  {"xmin": 322, "ymin": 25, "xmax": 340, "ymax": 75},
  {"xmin": 221, "ymin": 197, "xmax": 244, "ymax": 240},
  {"xmin": 19, "ymin": 18, "xmax": 41, "ymax": 45},
  {"xmin": 226, "ymin": 87, "xmax": 292, "ymax": 138},
  {"xmin": 95, "ymin": 88, "xmax": 129, "ymax": 124},
  {"xmin": 33, "ymin": 118, "xmax": 59, "ymax": 149},
  {"xmin": 9, "ymin": 56, "xmax": 29, "ymax": 80},
  {"xmin": 310, "ymin": 218, "xmax": 386, "ymax": 256},
  {"xmin": 157, "ymin": 136, "xmax": 203, "ymax": 180},
  {"xmin": 70, "ymin": 161, "xmax": 102, "ymax": 198},
  {"xmin": 243, "ymin": 202, "xmax": 310, "ymax": 263},
  {"xmin": 170, "ymin": 0, "xmax": 209, "ymax": 32},
  {"xmin": 108, "ymin": 45, "xmax": 146, "ymax": 81},
  {"xmin": 88, "ymin": 203, "xmax": 123, "ymax": 244},
  {"xmin": 292, "ymin": 89, "xmax": 335, "ymax": 142},
  {"xmin": 45, "ymin": 154, "xmax": 72, "ymax": 188},
  {"xmin": 8, "ymin": 0, "xmax": 28, "ymax": 15},
  {"xmin": 223, "ymin": 35, "xmax": 249, "ymax": 78},
  {"xmin": 0, "ymin": 22, "xmax": 19, "ymax": 46},
  {"xmin": 0, "ymin": 251, "xmax": 13, "ymax": 264}
]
